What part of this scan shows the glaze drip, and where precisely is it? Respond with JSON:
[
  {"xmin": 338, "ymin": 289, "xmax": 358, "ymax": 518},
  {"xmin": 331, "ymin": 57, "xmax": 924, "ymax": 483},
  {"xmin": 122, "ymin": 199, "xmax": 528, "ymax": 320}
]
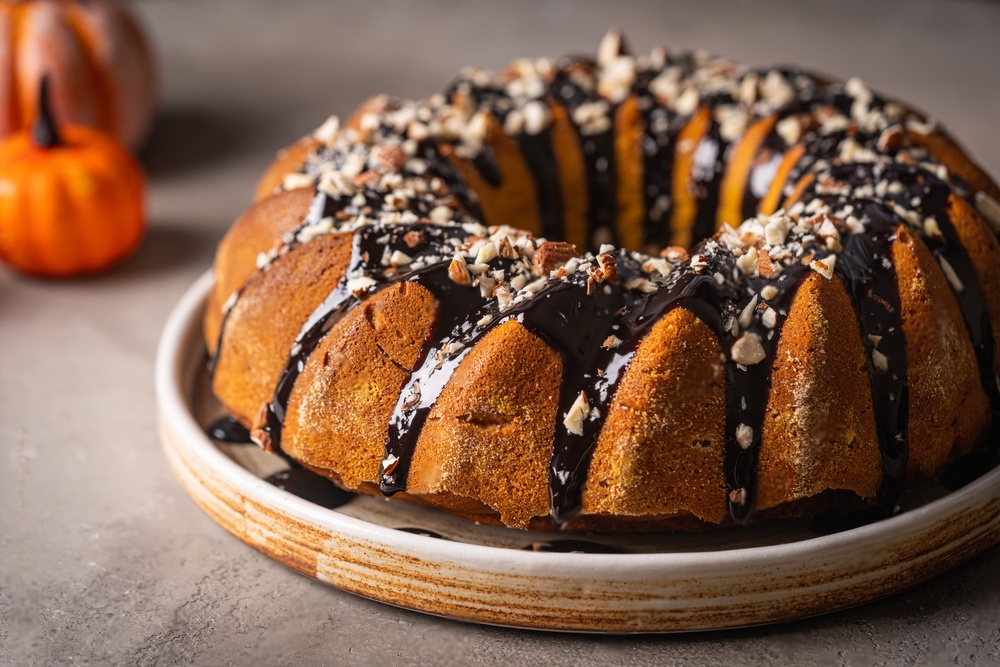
[
  {"xmin": 208, "ymin": 415, "xmax": 252, "ymax": 444},
  {"xmin": 264, "ymin": 468, "xmax": 354, "ymax": 509},
  {"xmin": 257, "ymin": 223, "xmax": 470, "ymax": 451},
  {"xmin": 831, "ymin": 202, "xmax": 909, "ymax": 507},
  {"xmin": 553, "ymin": 61, "xmax": 619, "ymax": 247},
  {"xmin": 207, "ymin": 34, "xmax": 999, "ymax": 529}
]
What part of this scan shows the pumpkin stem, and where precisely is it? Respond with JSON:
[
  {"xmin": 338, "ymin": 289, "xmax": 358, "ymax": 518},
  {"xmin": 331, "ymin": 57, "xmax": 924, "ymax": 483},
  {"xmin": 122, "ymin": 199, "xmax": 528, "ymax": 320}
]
[{"xmin": 32, "ymin": 76, "xmax": 62, "ymax": 148}]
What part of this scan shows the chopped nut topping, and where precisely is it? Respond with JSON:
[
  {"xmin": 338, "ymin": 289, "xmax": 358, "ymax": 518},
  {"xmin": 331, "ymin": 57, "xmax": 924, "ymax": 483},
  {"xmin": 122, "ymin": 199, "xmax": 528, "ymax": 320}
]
[
  {"xmin": 731, "ymin": 332, "xmax": 766, "ymax": 365},
  {"xmin": 497, "ymin": 236, "xmax": 518, "ymax": 259},
  {"xmin": 282, "ymin": 172, "xmax": 314, "ymax": 191},
  {"xmin": 592, "ymin": 253, "xmax": 620, "ymax": 284},
  {"xmin": 736, "ymin": 424, "xmax": 753, "ymax": 450},
  {"xmin": 388, "ymin": 250, "xmax": 412, "ymax": 267},
  {"xmin": 738, "ymin": 295, "xmax": 758, "ymax": 330},
  {"xmin": 760, "ymin": 285, "xmax": 779, "ymax": 301},
  {"xmin": 313, "ymin": 115, "xmax": 341, "ymax": 143},
  {"xmin": 809, "ymin": 256, "xmax": 836, "ymax": 280},
  {"xmin": 381, "ymin": 454, "xmax": 399, "ymax": 476},
  {"xmin": 872, "ymin": 349, "xmax": 890, "ymax": 373},
  {"xmin": 347, "ymin": 276, "xmax": 377, "ymax": 296},
  {"xmin": 776, "ymin": 115, "xmax": 803, "ymax": 146},
  {"xmin": 757, "ymin": 250, "xmax": 777, "ymax": 279},
  {"xmin": 760, "ymin": 306, "xmax": 777, "ymax": 329},
  {"xmin": 475, "ymin": 241, "xmax": 498, "ymax": 265},
  {"xmin": 563, "ymin": 391, "xmax": 596, "ymax": 437},
  {"xmin": 660, "ymin": 246, "xmax": 689, "ymax": 262},
  {"xmin": 876, "ymin": 125, "xmax": 903, "ymax": 152},
  {"xmin": 736, "ymin": 247, "xmax": 759, "ymax": 277},
  {"xmin": 533, "ymin": 241, "xmax": 578, "ymax": 275}
]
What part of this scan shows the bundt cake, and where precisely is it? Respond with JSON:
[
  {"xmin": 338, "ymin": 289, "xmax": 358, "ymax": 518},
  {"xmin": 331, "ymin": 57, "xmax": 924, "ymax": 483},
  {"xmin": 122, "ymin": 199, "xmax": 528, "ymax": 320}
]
[{"xmin": 204, "ymin": 31, "xmax": 1000, "ymax": 531}]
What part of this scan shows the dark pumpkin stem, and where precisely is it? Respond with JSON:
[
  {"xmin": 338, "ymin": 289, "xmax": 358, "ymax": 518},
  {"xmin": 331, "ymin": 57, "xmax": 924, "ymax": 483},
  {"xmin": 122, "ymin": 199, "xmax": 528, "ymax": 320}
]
[{"xmin": 32, "ymin": 76, "xmax": 61, "ymax": 148}]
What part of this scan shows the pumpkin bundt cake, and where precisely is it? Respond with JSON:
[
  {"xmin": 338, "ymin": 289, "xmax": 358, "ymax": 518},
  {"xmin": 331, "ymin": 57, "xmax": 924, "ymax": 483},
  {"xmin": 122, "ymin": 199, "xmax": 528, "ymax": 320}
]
[{"xmin": 204, "ymin": 31, "xmax": 1000, "ymax": 530}]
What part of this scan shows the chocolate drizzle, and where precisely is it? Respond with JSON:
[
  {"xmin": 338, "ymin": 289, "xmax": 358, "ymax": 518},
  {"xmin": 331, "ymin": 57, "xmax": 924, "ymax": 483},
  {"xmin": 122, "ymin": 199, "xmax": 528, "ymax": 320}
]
[
  {"xmin": 882, "ymin": 167, "xmax": 1000, "ymax": 425},
  {"xmin": 380, "ymin": 268, "xmax": 626, "ymax": 500},
  {"xmin": 258, "ymin": 223, "xmax": 469, "ymax": 451},
  {"xmin": 396, "ymin": 527, "xmax": 449, "ymax": 539},
  {"xmin": 208, "ymin": 416, "xmax": 252, "ymax": 444},
  {"xmin": 689, "ymin": 118, "xmax": 729, "ymax": 244},
  {"xmin": 517, "ymin": 128, "xmax": 566, "ymax": 241},
  {"xmin": 264, "ymin": 468, "xmax": 354, "ymax": 509},
  {"xmin": 446, "ymin": 74, "xmax": 565, "ymax": 238},
  {"xmin": 208, "ymin": 42, "xmax": 1000, "ymax": 529},
  {"xmin": 553, "ymin": 61, "xmax": 619, "ymax": 246},
  {"xmin": 638, "ymin": 88, "xmax": 684, "ymax": 248},
  {"xmin": 379, "ymin": 265, "xmax": 501, "ymax": 494},
  {"xmin": 207, "ymin": 191, "xmax": 351, "ymax": 379},
  {"xmin": 833, "ymin": 202, "xmax": 910, "ymax": 507},
  {"xmin": 517, "ymin": 277, "xmax": 625, "ymax": 522}
]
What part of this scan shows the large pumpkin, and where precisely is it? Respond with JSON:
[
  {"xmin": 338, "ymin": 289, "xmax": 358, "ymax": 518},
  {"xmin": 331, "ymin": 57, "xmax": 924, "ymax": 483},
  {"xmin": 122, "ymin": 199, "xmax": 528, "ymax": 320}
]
[{"xmin": 0, "ymin": 0, "xmax": 156, "ymax": 149}]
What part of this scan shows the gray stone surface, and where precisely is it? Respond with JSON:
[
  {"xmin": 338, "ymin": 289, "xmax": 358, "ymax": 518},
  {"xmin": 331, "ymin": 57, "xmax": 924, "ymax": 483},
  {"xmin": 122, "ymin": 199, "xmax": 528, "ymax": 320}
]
[{"xmin": 1, "ymin": 0, "xmax": 998, "ymax": 664}]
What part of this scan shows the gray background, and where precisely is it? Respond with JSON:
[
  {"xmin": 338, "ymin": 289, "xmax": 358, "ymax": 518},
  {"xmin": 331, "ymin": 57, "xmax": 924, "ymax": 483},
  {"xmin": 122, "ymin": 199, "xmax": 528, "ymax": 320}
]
[{"xmin": 2, "ymin": 1, "xmax": 999, "ymax": 664}]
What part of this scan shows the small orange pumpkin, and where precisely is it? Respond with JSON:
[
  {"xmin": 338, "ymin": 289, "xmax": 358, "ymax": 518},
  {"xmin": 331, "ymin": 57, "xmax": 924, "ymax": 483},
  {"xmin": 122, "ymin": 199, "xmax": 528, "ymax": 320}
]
[
  {"xmin": 0, "ymin": 76, "xmax": 145, "ymax": 278},
  {"xmin": 0, "ymin": 0, "xmax": 157, "ymax": 149}
]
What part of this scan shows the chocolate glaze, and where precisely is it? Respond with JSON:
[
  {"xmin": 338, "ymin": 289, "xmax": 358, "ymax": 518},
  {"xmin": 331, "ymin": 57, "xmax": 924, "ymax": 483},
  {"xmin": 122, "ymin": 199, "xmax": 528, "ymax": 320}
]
[
  {"xmin": 689, "ymin": 113, "xmax": 729, "ymax": 244},
  {"xmin": 831, "ymin": 201, "xmax": 910, "ymax": 507},
  {"xmin": 264, "ymin": 468, "xmax": 354, "ymax": 509},
  {"xmin": 396, "ymin": 527, "xmax": 449, "ymax": 539},
  {"xmin": 208, "ymin": 416, "xmax": 252, "ymax": 444},
  {"xmin": 636, "ymin": 71, "xmax": 686, "ymax": 249},
  {"xmin": 260, "ymin": 223, "xmax": 470, "ymax": 451},
  {"xmin": 379, "ymin": 265, "xmax": 500, "ymax": 494},
  {"xmin": 553, "ymin": 60, "xmax": 619, "ymax": 247},
  {"xmin": 380, "ymin": 267, "xmax": 625, "ymax": 501},
  {"xmin": 207, "ymin": 191, "xmax": 350, "ymax": 379},
  {"xmin": 211, "ymin": 50, "xmax": 999, "ymax": 529},
  {"xmin": 517, "ymin": 129, "xmax": 567, "ymax": 242},
  {"xmin": 939, "ymin": 449, "xmax": 998, "ymax": 491},
  {"xmin": 866, "ymin": 163, "xmax": 998, "ymax": 425},
  {"xmin": 446, "ymin": 73, "xmax": 567, "ymax": 244},
  {"xmin": 472, "ymin": 150, "xmax": 503, "ymax": 188},
  {"xmin": 810, "ymin": 504, "xmax": 891, "ymax": 535}
]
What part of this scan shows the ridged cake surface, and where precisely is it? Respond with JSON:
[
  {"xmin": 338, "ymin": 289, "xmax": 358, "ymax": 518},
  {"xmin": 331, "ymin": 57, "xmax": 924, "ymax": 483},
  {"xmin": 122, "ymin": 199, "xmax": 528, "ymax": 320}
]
[{"xmin": 205, "ymin": 31, "xmax": 1000, "ymax": 530}]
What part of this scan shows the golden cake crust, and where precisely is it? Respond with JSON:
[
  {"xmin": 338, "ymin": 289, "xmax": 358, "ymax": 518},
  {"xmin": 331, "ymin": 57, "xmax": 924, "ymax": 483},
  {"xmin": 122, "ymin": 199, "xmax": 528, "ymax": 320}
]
[{"xmin": 206, "ymin": 34, "xmax": 1000, "ymax": 531}]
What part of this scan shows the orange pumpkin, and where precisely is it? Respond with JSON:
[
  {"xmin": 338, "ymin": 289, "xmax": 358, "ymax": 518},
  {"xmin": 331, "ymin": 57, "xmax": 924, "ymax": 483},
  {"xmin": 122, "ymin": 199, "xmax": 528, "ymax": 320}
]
[
  {"xmin": 0, "ymin": 0, "xmax": 157, "ymax": 149},
  {"xmin": 0, "ymin": 77, "xmax": 145, "ymax": 278}
]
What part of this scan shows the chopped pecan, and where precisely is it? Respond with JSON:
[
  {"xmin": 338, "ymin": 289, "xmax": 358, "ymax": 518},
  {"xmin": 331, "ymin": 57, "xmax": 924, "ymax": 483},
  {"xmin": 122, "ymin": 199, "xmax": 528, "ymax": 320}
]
[
  {"xmin": 498, "ymin": 236, "xmax": 518, "ymax": 259},
  {"xmin": 371, "ymin": 145, "xmax": 407, "ymax": 171},
  {"xmin": 403, "ymin": 230, "xmax": 425, "ymax": 248},
  {"xmin": 448, "ymin": 255, "xmax": 471, "ymax": 286},
  {"xmin": 757, "ymin": 251, "xmax": 776, "ymax": 279},
  {"xmin": 660, "ymin": 246, "xmax": 689, "ymax": 262},
  {"xmin": 533, "ymin": 241, "xmax": 578, "ymax": 275},
  {"xmin": 353, "ymin": 170, "xmax": 381, "ymax": 190},
  {"xmin": 594, "ymin": 253, "xmax": 619, "ymax": 284}
]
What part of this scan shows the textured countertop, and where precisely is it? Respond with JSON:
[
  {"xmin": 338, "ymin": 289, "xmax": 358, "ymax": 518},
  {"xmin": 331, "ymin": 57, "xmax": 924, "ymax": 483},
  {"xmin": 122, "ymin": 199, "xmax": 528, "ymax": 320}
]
[{"xmin": 2, "ymin": 1, "xmax": 999, "ymax": 664}]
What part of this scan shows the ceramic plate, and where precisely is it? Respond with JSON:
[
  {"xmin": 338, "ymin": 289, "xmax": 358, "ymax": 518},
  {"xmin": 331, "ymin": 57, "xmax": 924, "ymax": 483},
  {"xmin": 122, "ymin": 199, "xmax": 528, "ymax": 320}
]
[{"xmin": 156, "ymin": 272, "xmax": 1000, "ymax": 632}]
